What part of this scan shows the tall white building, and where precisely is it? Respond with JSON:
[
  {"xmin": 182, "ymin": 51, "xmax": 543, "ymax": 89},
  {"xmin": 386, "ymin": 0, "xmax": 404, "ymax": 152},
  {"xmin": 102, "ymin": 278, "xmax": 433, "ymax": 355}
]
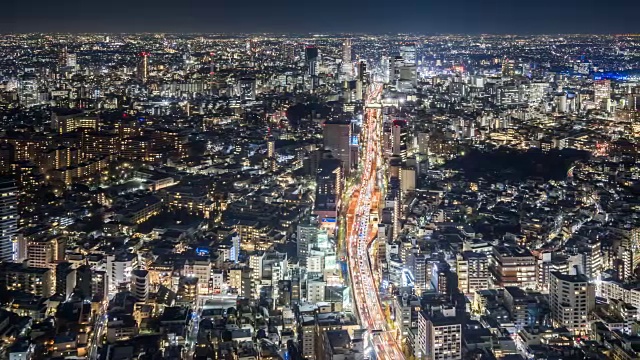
[
  {"xmin": 399, "ymin": 43, "xmax": 417, "ymax": 65},
  {"xmin": 307, "ymin": 280, "xmax": 326, "ymax": 303},
  {"xmin": 130, "ymin": 269, "xmax": 149, "ymax": 302},
  {"xmin": 106, "ymin": 253, "xmax": 136, "ymax": 294},
  {"xmin": 549, "ymin": 272, "xmax": 595, "ymax": 336},
  {"xmin": 417, "ymin": 307, "xmax": 462, "ymax": 360},
  {"xmin": 342, "ymin": 38, "xmax": 353, "ymax": 80},
  {"xmin": 297, "ymin": 223, "xmax": 318, "ymax": 267}
]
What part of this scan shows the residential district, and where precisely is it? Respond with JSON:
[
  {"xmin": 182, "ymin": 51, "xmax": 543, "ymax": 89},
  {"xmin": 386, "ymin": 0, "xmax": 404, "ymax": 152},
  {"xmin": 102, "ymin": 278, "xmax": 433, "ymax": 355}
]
[{"xmin": 0, "ymin": 33, "xmax": 639, "ymax": 360}]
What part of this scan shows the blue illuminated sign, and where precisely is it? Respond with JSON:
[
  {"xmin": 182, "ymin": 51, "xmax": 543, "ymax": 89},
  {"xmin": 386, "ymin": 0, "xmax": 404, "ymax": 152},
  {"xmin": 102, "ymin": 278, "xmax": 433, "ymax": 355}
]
[{"xmin": 196, "ymin": 247, "xmax": 210, "ymax": 256}]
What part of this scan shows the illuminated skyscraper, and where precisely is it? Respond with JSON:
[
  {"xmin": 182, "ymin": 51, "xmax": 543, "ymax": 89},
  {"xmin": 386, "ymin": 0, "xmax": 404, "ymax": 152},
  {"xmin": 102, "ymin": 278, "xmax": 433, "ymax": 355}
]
[
  {"xmin": 237, "ymin": 77, "xmax": 256, "ymax": 100},
  {"xmin": 305, "ymin": 46, "xmax": 319, "ymax": 90},
  {"xmin": 137, "ymin": 52, "xmax": 149, "ymax": 83},
  {"xmin": 323, "ymin": 120, "xmax": 352, "ymax": 175},
  {"xmin": 417, "ymin": 307, "xmax": 462, "ymax": 360},
  {"xmin": 58, "ymin": 46, "xmax": 68, "ymax": 67},
  {"xmin": 314, "ymin": 157, "xmax": 342, "ymax": 222},
  {"xmin": 502, "ymin": 58, "xmax": 516, "ymax": 76},
  {"xmin": 549, "ymin": 272, "xmax": 595, "ymax": 336},
  {"xmin": 594, "ymin": 79, "xmax": 611, "ymax": 106},
  {"xmin": 0, "ymin": 178, "xmax": 18, "ymax": 261},
  {"xmin": 305, "ymin": 46, "xmax": 319, "ymax": 76},
  {"xmin": 342, "ymin": 38, "xmax": 353, "ymax": 80},
  {"xmin": 67, "ymin": 53, "xmax": 77, "ymax": 69},
  {"xmin": 399, "ymin": 43, "xmax": 417, "ymax": 65}
]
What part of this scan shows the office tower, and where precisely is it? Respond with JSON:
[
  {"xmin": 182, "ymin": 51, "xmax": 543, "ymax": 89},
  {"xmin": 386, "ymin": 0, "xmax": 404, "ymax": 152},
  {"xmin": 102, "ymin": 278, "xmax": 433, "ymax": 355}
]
[
  {"xmin": 416, "ymin": 132, "xmax": 429, "ymax": 157},
  {"xmin": 417, "ymin": 307, "xmax": 462, "ymax": 360},
  {"xmin": 411, "ymin": 254, "xmax": 428, "ymax": 295},
  {"xmin": 0, "ymin": 144, "xmax": 14, "ymax": 175},
  {"xmin": 75, "ymin": 265, "xmax": 92, "ymax": 299},
  {"xmin": 391, "ymin": 120, "xmax": 407, "ymax": 157},
  {"xmin": 277, "ymin": 280, "xmax": 292, "ymax": 307},
  {"xmin": 357, "ymin": 61, "xmax": 367, "ymax": 82},
  {"xmin": 399, "ymin": 43, "xmax": 417, "ymax": 65},
  {"xmin": 56, "ymin": 262, "xmax": 76, "ymax": 300},
  {"xmin": 297, "ymin": 222, "xmax": 318, "ymax": 267},
  {"xmin": 306, "ymin": 279, "xmax": 326, "ymax": 303},
  {"xmin": 388, "ymin": 56, "xmax": 405, "ymax": 86},
  {"xmin": 313, "ymin": 158, "xmax": 342, "ymax": 221},
  {"xmin": 305, "ymin": 45, "xmax": 319, "ymax": 90},
  {"xmin": 106, "ymin": 253, "xmax": 136, "ymax": 293},
  {"xmin": 59, "ymin": 46, "xmax": 68, "ymax": 67},
  {"xmin": 489, "ymin": 244, "xmax": 536, "ymax": 288},
  {"xmin": 305, "ymin": 46, "xmax": 319, "ymax": 76},
  {"xmin": 456, "ymin": 251, "xmax": 489, "ymax": 297},
  {"xmin": 400, "ymin": 167, "xmax": 416, "ymax": 195},
  {"xmin": 394, "ymin": 294, "xmax": 420, "ymax": 338},
  {"xmin": 594, "ymin": 79, "xmax": 611, "ymax": 106},
  {"xmin": 0, "ymin": 178, "xmax": 17, "ymax": 261},
  {"xmin": 92, "ymin": 270, "xmax": 108, "ymax": 301},
  {"xmin": 342, "ymin": 38, "xmax": 353, "ymax": 80},
  {"xmin": 130, "ymin": 269, "xmax": 149, "ymax": 302},
  {"xmin": 536, "ymin": 252, "xmax": 569, "ymax": 292},
  {"xmin": 502, "ymin": 58, "xmax": 516, "ymax": 76},
  {"xmin": 267, "ymin": 138, "xmax": 275, "ymax": 158},
  {"xmin": 137, "ymin": 52, "xmax": 149, "ymax": 83},
  {"xmin": 397, "ymin": 64, "xmax": 418, "ymax": 91},
  {"xmin": 549, "ymin": 272, "xmax": 595, "ymax": 336},
  {"xmin": 555, "ymin": 92, "xmax": 567, "ymax": 113},
  {"xmin": 504, "ymin": 286, "xmax": 537, "ymax": 331},
  {"xmin": 18, "ymin": 73, "xmax": 38, "ymax": 108},
  {"xmin": 229, "ymin": 267, "xmax": 253, "ymax": 298},
  {"xmin": 237, "ymin": 77, "xmax": 257, "ymax": 100},
  {"xmin": 323, "ymin": 120, "xmax": 352, "ymax": 174},
  {"xmin": 66, "ymin": 53, "xmax": 77, "ymax": 69}
]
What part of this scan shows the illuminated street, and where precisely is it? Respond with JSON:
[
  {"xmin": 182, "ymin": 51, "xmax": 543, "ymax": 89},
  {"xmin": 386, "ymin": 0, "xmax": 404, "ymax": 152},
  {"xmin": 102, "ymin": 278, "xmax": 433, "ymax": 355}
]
[{"xmin": 345, "ymin": 83, "xmax": 404, "ymax": 360}]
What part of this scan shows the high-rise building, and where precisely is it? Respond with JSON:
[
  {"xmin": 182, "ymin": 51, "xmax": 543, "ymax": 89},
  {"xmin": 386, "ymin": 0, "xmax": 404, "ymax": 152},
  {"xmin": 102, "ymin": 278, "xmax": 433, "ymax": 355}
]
[
  {"xmin": 305, "ymin": 46, "xmax": 319, "ymax": 76},
  {"xmin": 549, "ymin": 272, "xmax": 595, "ymax": 336},
  {"xmin": 237, "ymin": 77, "xmax": 257, "ymax": 100},
  {"xmin": 489, "ymin": 244, "xmax": 536, "ymax": 288},
  {"xmin": 59, "ymin": 46, "xmax": 68, "ymax": 67},
  {"xmin": 297, "ymin": 222, "xmax": 318, "ymax": 267},
  {"xmin": 0, "ymin": 178, "xmax": 18, "ymax": 261},
  {"xmin": 130, "ymin": 269, "xmax": 149, "ymax": 302},
  {"xmin": 342, "ymin": 38, "xmax": 353, "ymax": 80},
  {"xmin": 229, "ymin": 266, "xmax": 253, "ymax": 298},
  {"xmin": 75, "ymin": 265, "xmax": 92, "ymax": 300},
  {"xmin": 314, "ymin": 158, "xmax": 342, "ymax": 222},
  {"xmin": 67, "ymin": 53, "xmax": 77, "ymax": 69},
  {"xmin": 106, "ymin": 253, "xmax": 136, "ymax": 293},
  {"xmin": 391, "ymin": 120, "xmax": 407, "ymax": 157},
  {"xmin": 594, "ymin": 79, "xmax": 611, "ymax": 106},
  {"xmin": 306, "ymin": 279, "xmax": 326, "ymax": 303},
  {"xmin": 399, "ymin": 43, "xmax": 417, "ymax": 65},
  {"xmin": 417, "ymin": 307, "xmax": 462, "ymax": 360},
  {"xmin": 457, "ymin": 251, "xmax": 489, "ymax": 297},
  {"xmin": 387, "ymin": 55, "xmax": 407, "ymax": 86},
  {"xmin": 137, "ymin": 52, "xmax": 149, "ymax": 83},
  {"xmin": 502, "ymin": 58, "xmax": 516, "ymax": 76},
  {"xmin": 323, "ymin": 120, "xmax": 352, "ymax": 174},
  {"xmin": 56, "ymin": 262, "xmax": 76, "ymax": 300}
]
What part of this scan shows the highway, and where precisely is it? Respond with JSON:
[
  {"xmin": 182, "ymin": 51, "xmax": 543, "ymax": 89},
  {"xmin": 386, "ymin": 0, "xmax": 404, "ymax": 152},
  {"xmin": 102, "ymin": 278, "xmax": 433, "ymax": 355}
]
[{"xmin": 346, "ymin": 83, "xmax": 404, "ymax": 360}]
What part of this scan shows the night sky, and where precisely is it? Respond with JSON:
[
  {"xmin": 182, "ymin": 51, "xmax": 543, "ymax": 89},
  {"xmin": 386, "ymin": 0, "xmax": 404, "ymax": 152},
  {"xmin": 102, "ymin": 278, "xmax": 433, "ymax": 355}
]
[{"xmin": 3, "ymin": 0, "xmax": 640, "ymax": 34}]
